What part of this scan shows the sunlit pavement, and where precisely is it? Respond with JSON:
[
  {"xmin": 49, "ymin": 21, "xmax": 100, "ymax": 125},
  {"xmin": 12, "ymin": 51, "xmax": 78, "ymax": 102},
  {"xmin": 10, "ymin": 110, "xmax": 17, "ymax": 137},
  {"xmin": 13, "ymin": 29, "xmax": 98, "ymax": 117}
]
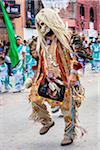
[{"xmin": 0, "ymin": 64, "xmax": 100, "ymax": 150}]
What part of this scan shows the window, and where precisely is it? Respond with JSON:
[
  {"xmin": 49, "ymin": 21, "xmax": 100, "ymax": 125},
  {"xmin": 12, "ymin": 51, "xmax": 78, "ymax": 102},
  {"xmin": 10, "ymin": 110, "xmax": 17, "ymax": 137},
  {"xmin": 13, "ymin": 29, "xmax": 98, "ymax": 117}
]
[
  {"xmin": 90, "ymin": 7, "xmax": 94, "ymax": 22},
  {"xmin": 26, "ymin": 0, "xmax": 35, "ymax": 28},
  {"xmin": 80, "ymin": 4, "xmax": 85, "ymax": 17},
  {"xmin": 3, "ymin": 0, "xmax": 15, "ymax": 7}
]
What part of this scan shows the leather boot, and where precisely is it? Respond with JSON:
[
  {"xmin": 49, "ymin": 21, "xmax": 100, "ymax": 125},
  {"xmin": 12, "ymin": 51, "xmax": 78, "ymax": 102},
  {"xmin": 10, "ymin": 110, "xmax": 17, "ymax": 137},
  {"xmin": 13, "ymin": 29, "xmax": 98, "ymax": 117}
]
[
  {"xmin": 61, "ymin": 126, "xmax": 76, "ymax": 146},
  {"xmin": 61, "ymin": 135, "xmax": 73, "ymax": 146},
  {"xmin": 39, "ymin": 121, "xmax": 55, "ymax": 135}
]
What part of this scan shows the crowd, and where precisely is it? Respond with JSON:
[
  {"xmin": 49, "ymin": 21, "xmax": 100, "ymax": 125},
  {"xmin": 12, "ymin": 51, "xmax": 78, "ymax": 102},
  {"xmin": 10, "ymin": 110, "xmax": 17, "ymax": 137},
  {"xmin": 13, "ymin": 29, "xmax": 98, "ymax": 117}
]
[
  {"xmin": 0, "ymin": 36, "xmax": 37, "ymax": 93},
  {"xmin": 81, "ymin": 36, "xmax": 100, "ymax": 73},
  {"xmin": 71, "ymin": 35, "xmax": 100, "ymax": 74},
  {"xmin": 0, "ymin": 33, "xmax": 100, "ymax": 94}
]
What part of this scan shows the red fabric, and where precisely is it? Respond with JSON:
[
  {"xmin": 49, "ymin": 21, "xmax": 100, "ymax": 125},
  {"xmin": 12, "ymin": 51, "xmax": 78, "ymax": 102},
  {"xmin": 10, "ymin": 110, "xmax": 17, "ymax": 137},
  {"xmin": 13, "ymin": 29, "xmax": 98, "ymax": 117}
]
[
  {"xmin": 56, "ymin": 49, "xmax": 67, "ymax": 83},
  {"xmin": 73, "ymin": 62, "xmax": 83, "ymax": 70},
  {"xmin": 39, "ymin": 48, "xmax": 82, "ymax": 84},
  {"xmin": 32, "ymin": 65, "xmax": 38, "ymax": 70}
]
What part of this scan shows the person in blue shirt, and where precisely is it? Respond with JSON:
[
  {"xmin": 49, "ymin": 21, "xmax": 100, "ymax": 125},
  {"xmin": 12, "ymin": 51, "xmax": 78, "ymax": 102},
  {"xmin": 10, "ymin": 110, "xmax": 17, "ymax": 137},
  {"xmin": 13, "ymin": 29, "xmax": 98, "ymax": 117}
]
[
  {"xmin": 0, "ymin": 55, "xmax": 10, "ymax": 93},
  {"xmin": 12, "ymin": 36, "xmax": 26, "ymax": 93},
  {"xmin": 91, "ymin": 38, "xmax": 100, "ymax": 72},
  {"xmin": 23, "ymin": 40, "xmax": 36, "ymax": 79}
]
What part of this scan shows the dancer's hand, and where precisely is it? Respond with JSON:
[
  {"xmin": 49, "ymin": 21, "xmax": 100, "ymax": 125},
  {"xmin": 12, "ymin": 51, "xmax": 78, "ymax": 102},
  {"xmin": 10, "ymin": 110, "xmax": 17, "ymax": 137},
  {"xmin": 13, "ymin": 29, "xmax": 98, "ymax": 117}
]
[
  {"xmin": 29, "ymin": 74, "xmax": 43, "ymax": 102},
  {"xmin": 68, "ymin": 73, "xmax": 77, "ymax": 87}
]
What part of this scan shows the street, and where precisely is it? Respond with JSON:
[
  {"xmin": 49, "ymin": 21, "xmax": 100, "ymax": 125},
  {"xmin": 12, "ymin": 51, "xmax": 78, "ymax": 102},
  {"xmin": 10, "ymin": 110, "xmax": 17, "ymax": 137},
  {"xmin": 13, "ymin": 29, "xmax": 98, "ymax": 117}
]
[{"xmin": 0, "ymin": 65, "xmax": 100, "ymax": 150}]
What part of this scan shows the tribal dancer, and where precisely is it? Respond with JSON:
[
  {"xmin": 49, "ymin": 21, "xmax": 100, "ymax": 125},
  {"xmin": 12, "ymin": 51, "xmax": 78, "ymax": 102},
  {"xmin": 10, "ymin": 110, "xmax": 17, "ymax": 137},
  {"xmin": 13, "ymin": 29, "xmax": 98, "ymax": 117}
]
[{"xmin": 29, "ymin": 8, "xmax": 84, "ymax": 146}]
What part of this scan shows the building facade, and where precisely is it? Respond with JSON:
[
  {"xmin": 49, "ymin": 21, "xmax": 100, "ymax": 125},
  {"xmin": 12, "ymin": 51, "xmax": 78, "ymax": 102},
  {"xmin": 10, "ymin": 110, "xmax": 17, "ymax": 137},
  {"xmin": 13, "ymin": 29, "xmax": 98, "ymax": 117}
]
[
  {"xmin": 0, "ymin": 0, "xmax": 43, "ymax": 41},
  {"xmin": 14, "ymin": 0, "xmax": 26, "ymax": 37},
  {"xmin": 0, "ymin": 0, "xmax": 99, "ymax": 41},
  {"xmin": 0, "ymin": 0, "xmax": 23, "ymax": 41},
  {"xmin": 59, "ymin": 0, "xmax": 100, "ymax": 37},
  {"xmin": 76, "ymin": 0, "xmax": 100, "ymax": 35}
]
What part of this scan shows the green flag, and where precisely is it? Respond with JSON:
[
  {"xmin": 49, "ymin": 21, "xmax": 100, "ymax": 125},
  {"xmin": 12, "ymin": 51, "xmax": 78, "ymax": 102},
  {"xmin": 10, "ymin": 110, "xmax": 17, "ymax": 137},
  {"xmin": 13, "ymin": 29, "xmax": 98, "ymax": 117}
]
[{"xmin": 0, "ymin": 0, "xmax": 19, "ymax": 68}]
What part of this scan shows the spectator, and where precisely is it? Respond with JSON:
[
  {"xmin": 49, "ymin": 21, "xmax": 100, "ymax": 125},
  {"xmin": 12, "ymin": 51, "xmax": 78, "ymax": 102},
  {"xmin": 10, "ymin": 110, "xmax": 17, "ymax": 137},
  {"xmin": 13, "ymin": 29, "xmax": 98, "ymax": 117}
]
[
  {"xmin": 12, "ymin": 36, "xmax": 25, "ymax": 93},
  {"xmin": 23, "ymin": 39, "xmax": 36, "ymax": 79},
  {"xmin": 91, "ymin": 38, "xmax": 100, "ymax": 72},
  {"xmin": 0, "ymin": 41, "xmax": 4, "ymax": 56},
  {"xmin": 4, "ymin": 42, "xmax": 13, "ymax": 76},
  {"xmin": 0, "ymin": 55, "xmax": 10, "ymax": 93}
]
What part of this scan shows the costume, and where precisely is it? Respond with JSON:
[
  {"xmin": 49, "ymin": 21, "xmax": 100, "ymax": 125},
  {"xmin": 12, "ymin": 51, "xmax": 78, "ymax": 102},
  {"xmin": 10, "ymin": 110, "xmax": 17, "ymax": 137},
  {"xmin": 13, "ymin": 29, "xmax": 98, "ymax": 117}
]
[
  {"xmin": 12, "ymin": 42, "xmax": 25, "ymax": 92},
  {"xmin": 4, "ymin": 45, "xmax": 13, "ymax": 76},
  {"xmin": 25, "ymin": 44, "xmax": 37, "ymax": 79},
  {"xmin": 91, "ymin": 41, "xmax": 100, "ymax": 72},
  {"xmin": 29, "ymin": 8, "xmax": 84, "ymax": 146},
  {"xmin": 5, "ymin": 55, "xmax": 12, "ymax": 76},
  {"xmin": 0, "ymin": 61, "xmax": 9, "ymax": 92}
]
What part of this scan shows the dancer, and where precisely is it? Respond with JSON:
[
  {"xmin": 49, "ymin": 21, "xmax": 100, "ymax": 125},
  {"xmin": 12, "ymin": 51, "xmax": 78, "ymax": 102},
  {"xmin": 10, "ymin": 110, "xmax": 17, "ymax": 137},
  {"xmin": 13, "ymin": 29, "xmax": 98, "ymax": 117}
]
[{"xmin": 29, "ymin": 8, "xmax": 84, "ymax": 146}]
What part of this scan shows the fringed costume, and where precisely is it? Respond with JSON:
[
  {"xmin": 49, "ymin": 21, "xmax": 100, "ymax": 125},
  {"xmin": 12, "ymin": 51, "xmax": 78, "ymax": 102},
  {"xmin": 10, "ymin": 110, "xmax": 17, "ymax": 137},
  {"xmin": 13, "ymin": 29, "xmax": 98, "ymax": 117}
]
[{"xmin": 29, "ymin": 8, "xmax": 84, "ymax": 146}]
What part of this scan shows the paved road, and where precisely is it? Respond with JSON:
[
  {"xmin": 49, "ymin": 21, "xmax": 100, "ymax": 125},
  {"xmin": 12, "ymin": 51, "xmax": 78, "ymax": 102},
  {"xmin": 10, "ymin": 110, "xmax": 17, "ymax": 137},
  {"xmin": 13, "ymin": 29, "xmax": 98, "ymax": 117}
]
[{"xmin": 0, "ymin": 66, "xmax": 100, "ymax": 150}]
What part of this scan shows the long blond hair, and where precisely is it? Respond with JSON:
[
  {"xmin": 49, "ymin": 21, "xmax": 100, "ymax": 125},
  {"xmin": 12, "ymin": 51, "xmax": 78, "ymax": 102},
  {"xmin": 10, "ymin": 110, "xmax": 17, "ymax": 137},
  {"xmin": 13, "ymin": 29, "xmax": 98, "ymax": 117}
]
[{"xmin": 35, "ymin": 8, "xmax": 72, "ymax": 51}]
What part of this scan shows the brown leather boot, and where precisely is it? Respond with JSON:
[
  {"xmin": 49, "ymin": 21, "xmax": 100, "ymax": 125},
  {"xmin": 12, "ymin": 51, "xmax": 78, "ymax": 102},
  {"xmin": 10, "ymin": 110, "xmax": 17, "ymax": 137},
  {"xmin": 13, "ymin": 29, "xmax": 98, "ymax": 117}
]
[{"xmin": 39, "ymin": 121, "xmax": 55, "ymax": 135}]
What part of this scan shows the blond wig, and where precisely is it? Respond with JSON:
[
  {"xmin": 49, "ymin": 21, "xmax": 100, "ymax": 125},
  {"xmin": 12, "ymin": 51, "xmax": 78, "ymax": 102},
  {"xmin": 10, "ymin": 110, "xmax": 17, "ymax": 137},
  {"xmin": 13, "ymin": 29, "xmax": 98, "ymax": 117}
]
[{"xmin": 35, "ymin": 8, "xmax": 72, "ymax": 51}]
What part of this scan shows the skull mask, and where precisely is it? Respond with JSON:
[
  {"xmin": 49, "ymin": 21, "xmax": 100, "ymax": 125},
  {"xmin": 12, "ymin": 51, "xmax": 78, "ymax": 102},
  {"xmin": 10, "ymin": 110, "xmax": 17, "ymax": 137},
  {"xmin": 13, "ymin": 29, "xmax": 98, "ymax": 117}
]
[{"xmin": 38, "ymin": 21, "xmax": 50, "ymax": 36}]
